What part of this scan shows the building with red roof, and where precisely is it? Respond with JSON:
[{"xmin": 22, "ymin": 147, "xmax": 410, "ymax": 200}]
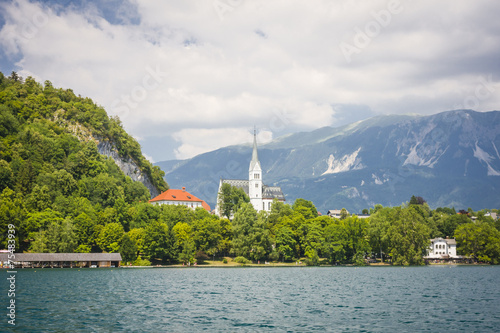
[{"xmin": 149, "ymin": 187, "xmax": 211, "ymax": 211}]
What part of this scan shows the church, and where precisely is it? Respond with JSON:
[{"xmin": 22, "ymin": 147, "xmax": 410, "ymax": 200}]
[{"xmin": 215, "ymin": 131, "xmax": 285, "ymax": 215}]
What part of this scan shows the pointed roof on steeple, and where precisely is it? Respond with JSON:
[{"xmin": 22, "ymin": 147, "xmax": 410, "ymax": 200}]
[{"xmin": 249, "ymin": 128, "xmax": 261, "ymax": 171}]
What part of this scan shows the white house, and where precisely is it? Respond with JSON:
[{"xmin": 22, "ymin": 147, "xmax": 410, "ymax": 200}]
[
  {"xmin": 215, "ymin": 131, "xmax": 285, "ymax": 215},
  {"xmin": 327, "ymin": 209, "xmax": 349, "ymax": 218},
  {"xmin": 149, "ymin": 187, "xmax": 211, "ymax": 211},
  {"xmin": 426, "ymin": 237, "xmax": 458, "ymax": 259}
]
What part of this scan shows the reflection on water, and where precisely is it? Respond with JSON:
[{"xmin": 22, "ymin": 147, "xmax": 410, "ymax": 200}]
[{"xmin": 2, "ymin": 266, "xmax": 500, "ymax": 332}]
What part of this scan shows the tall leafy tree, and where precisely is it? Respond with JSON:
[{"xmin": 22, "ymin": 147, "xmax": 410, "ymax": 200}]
[
  {"xmin": 323, "ymin": 220, "xmax": 346, "ymax": 264},
  {"xmin": 97, "ymin": 222, "xmax": 124, "ymax": 253},
  {"xmin": 455, "ymin": 222, "xmax": 500, "ymax": 264},
  {"xmin": 387, "ymin": 206, "xmax": 430, "ymax": 266},
  {"xmin": 218, "ymin": 183, "xmax": 249, "ymax": 219},
  {"xmin": 231, "ymin": 202, "xmax": 257, "ymax": 258},
  {"xmin": 144, "ymin": 220, "xmax": 175, "ymax": 263},
  {"xmin": 275, "ymin": 225, "xmax": 296, "ymax": 261},
  {"xmin": 367, "ymin": 207, "xmax": 392, "ymax": 262},
  {"xmin": 120, "ymin": 234, "xmax": 138, "ymax": 263},
  {"xmin": 231, "ymin": 202, "xmax": 272, "ymax": 260}
]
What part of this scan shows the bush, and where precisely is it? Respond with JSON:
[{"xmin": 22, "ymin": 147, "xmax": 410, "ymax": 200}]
[
  {"xmin": 268, "ymin": 250, "xmax": 279, "ymax": 262},
  {"xmin": 195, "ymin": 250, "xmax": 209, "ymax": 264},
  {"xmin": 354, "ymin": 252, "xmax": 367, "ymax": 266},
  {"xmin": 133, "ymin": 256, "xmax": 151, "ymax": 266},
  {"xmin": 305, "ymin": 250, "xmax": 320, "ymax": 266},
  {"xmin": 222, "ymin": 258, "xmax": 228, "ymax": 264},
  {"xmin": 234, "ymin": 256, "xmax": 250, "ymax": 264}
]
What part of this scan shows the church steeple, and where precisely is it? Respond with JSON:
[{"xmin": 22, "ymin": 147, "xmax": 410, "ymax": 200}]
[
  {"xmin": 248, "ymin": 128, "xmax": 262, "ymax": 211},
  {"xmin": 249, "ymin": 128, "xmax": 260, "ymax": 171}
]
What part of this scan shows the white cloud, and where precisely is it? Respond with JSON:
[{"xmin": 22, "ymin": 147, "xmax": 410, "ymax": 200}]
[
  {"xmin": 142, "ymin": 153, "xmax": 154, "ymax": 163},
  {"xmin": 172, "ymin": 127, "xmax": 273, "ymax": 160},
  {"xmin": 1, "ymin": 0, "xmax": 499, "ymax": 160}
]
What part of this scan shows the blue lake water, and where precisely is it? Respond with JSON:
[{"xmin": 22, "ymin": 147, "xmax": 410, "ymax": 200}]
[{"xmin": 2, "ymin": 265, "xmax": 500, "ymax": 332}]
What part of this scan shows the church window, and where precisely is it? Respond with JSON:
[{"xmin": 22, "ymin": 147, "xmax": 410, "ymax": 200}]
[
  {"xmin": 255, "ymin": 183, "xmax": 259, "ymax": 188},
  {"xmin": 254, "ymin": 173, "xmax": 260, "ymax": 179}
]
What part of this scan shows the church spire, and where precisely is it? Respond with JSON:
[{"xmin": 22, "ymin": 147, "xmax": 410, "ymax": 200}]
[{"xmin": 250, "ymin": 128, "xmax": 260, "ymax": 171}]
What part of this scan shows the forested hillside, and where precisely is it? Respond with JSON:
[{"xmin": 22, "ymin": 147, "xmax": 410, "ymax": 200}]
[
  {"xmin": 1, "ymin": 72, "xmax": 498, "ymax": 266},
  {"xmin": 0, "ymin": 72, "xmax": 167, "ymax": 253}
]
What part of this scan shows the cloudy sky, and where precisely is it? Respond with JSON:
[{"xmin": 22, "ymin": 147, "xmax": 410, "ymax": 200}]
[{"xmin": 1, "ymin": 0, "xmax": 499, "ymax": 161}]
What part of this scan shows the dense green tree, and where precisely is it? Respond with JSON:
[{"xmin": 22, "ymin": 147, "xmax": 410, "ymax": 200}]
[
  {"xmin": 341, "ymin": 216, "xmax": 370, "ymax": 263},
  {"xmin": 267, "ymin": 199, "xmax": 293, "ymax": 226},
  {"xmin": 387, "ymin": 206, "xmax": 430, "ymax": 265},
  {"xmin": 231, "ymin": 202, "xmax": 257, "ymax": 258},
  {"xmin": 119, "ymin": 234, "xmax": 138, "ymax": 263},
  {"xmin": 455, "ymin": 222, "xmax": 500, "ymax": 264},
  {"xmin": 191, "ymin": 217, "xmax": 222, "ymax": 256},
  {"xmin": 275, "ymin": 225, "xmax": 296, "ymax": 261},
  {"xmin": 323, "ymin": 220, "xmax": 346, "ymax": 264},
  {"xmin": 97, "ymin": 222, "xmax": 124, "ymax": 253},
  {"xmin": 129, "ymin": 202, "xmax": 161, "ymax": 229},
  {"xmin": 248, "ymin": 211, "xmax": 272, "ymax": 261},
  {"xmin": 217, "ymin": 183, "xmax": 250, "ymax": 219},
  {"xmin": 339, "ymin": 208, "xmax": 349, "ymax": 220},
  {"xmin": 217, "ymin": 218, "xmax": 232, "ymax": 256},
  {"xmin": 367, "ymin": 208, "xmax": 391, "ymax": 262},
  {"xmin": 232, "ymin": 202, "xmax": 271, "ymax": 261},
  {"xmin": 30, "ymin": 217, "xmax": 77, "ymax": 253},
  {"xmin": 144, "ymin": 220, "xmax": 175, "ymax": 263},
  {"xmin": 0, "ymin": 188, "xmax": 25, "ymax": 251},
  {"xmin": 409, "ymin": 195, "xmax": 426, "ymax": 205},
  {"xmin": 435, "ymin": 207, "xmax": 456, "ymax": 215},
  {"xmin": 59, "ymin": 218, "xmax": 77, "ymax": 252},
  {"xmin": 0, "ymin": 159, "xmax": 14, "ymax": 191},
  {"xmin": 434, "ymin": 213, "xmax": 470, "ymax": 238},
  {"xmin": 172, "ymin": 222, "xmax": 193, "ymax": 249},
  {"xmin": 178, "ymin": 239, "xmax": 196, "ymax": 264},
  {"xmin": 292, "ymin": 198, "xmax": 318, "ymax": 220},
  {"xmin": 128, "ymin": 228, "xmax": 145, "ymax": 256},
  {"xmin": 73, "ymin": 213, "xmax": 98, "ymax": 248},
  {"xmin": 277, "ymin": 212, "xmax": 307, "ymax": 258},
  {"xmin": 303, "ymin": 221, "xmax": 324, "ymax": 265}
]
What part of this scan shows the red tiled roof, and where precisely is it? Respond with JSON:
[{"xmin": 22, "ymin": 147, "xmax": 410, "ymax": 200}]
[
  {"xmin": 201, "ymin": 201, "xmax": 211, "ymax": 212},
  {"xmin": 149, "ymin": 188, "xmax": 211, "ymax": 212},
  {"xmin": 149, "ymin": 188, "xmax": 203, "ymax": 203}
]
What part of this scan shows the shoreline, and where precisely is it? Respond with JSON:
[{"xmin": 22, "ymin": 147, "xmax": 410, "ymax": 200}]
[{"xmin": 2, "ymin": 263, "xmax": 491, "ymax": 269}]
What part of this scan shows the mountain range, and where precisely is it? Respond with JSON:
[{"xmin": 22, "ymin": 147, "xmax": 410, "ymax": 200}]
[{"xmin": 155, "ymin": 110, "xmax": 500, "ymax": 213}]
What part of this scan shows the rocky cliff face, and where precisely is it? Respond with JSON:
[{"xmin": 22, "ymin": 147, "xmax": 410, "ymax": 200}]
[{"xmin": 97, "ymin": 140, "xmax": 160, "ymax": 198}]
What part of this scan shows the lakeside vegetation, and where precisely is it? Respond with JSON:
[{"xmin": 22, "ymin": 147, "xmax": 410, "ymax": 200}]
[
  {"xmin": 0, "ymin": 72, "xmax": 167, "ymax": 256},
  {"xmin": 1, "ymin": 73, "xmax": 499, "ymax": 266}
]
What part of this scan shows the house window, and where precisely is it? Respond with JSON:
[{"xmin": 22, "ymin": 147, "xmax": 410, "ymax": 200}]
[{"xmin": 268, "ymin": 202, "xmax": 271, "ymax": 210}]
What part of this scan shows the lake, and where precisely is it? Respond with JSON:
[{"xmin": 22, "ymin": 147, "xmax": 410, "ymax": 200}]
[{"xmin": 2, "ymin": 265, "xmax": 500, "ymax": 332}]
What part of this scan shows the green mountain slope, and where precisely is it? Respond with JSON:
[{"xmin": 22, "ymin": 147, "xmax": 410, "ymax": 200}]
[{"xmin": 0, "ymin": 72, "xmax": 167, "ymax": 252}]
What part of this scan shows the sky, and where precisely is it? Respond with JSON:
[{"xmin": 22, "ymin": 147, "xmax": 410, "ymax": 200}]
[{"xmin": 1, "ymin": 0, "xmax": 499, "ymax": 162}]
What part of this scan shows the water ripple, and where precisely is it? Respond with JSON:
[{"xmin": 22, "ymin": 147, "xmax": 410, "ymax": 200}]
[{"xmin": 1, "ymin": 266, "xmax": 500, "ymax": 332}]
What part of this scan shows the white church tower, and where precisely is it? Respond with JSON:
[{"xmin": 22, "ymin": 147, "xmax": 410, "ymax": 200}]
[{"xmin": 248, "ymin": 130, "xmax": 263, "ymax": 211}]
